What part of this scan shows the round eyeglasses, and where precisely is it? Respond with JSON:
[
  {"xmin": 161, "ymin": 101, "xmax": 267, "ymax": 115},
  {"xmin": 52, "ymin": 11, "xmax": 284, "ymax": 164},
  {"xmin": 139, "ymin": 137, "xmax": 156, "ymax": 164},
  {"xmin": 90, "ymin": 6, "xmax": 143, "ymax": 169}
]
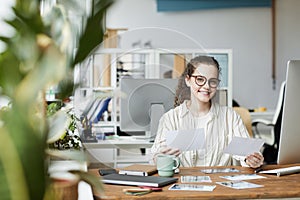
[{"xmin": 191, "ymin": 75, "xmax": 220, "ymax": 88}]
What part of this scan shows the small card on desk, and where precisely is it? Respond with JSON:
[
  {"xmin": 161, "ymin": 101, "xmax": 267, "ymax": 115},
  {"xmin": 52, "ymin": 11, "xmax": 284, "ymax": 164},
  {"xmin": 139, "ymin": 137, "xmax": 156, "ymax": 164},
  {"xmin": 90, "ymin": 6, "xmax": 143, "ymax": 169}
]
[
  {"xmin": 220, "ymin": 174, "xmax": 266, "ymax": 181},
  {"xmin": 118, "ymin": 164, "xmax": 157, "ymax": 176},
  {"xmin": 216, "ymin": 180, "xmax": 263, "ymax": 189},
  {"xmin": 180, "ymin": 176, "xmax": 212, "ymax": 183},
  {"xmin": 169, "ymin": 184, "xmax": 216, "ymax": 191},
  {"xmin": 201, "ymin": 168, "xmax": 240, "ymax": 174}
]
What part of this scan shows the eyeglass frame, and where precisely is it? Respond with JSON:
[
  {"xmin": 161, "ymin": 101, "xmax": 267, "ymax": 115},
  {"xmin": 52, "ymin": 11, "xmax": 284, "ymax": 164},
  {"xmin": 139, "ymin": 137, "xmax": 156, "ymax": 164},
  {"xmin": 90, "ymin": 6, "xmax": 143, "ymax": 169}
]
[{"xmin": 190, "ymin": 75, "xmax": 220, "ymax": 88}]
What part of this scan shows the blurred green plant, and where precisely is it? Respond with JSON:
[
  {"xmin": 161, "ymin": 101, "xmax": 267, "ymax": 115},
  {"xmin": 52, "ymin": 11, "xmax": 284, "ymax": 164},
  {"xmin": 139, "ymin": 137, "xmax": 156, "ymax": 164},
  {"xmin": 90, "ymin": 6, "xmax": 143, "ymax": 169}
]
[
  {"xmin": 47, "ymin": 102, "xmax": 82, "ymax": 150},
  {"xmin": 0, "ymin": 0, "xmax": 113, "ymax": 199},
  {"xmin": 46, "ymin": 102, "xmax": 62, "ymax": 117}
]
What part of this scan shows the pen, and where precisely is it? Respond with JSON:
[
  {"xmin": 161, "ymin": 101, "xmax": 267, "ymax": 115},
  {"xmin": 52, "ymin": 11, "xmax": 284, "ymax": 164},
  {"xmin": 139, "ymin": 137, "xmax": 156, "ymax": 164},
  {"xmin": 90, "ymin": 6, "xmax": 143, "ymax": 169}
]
[{"xmin": 254, "ymin": 166, "xmax": 263, "ymax": 173}]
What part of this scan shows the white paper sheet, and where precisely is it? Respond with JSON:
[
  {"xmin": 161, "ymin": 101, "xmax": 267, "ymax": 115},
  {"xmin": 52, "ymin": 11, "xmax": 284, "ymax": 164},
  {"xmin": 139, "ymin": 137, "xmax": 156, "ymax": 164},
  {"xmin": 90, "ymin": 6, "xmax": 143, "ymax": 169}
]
[
  {"xmin": 220, "ymin": 174, "xmax": 266, "ymax": 181},
  {"xmin": 216, "ymin": 181, "xmax": 263, "ymax": 189},
  {"xmin": 165, "ymin": 129, "xmax": 205, "ymax": 151},
  {"xmin": 169, "ymin": 183, "xmax": 216, "ymax": 191},
  {"xmin": 223, "ymin": 137, "xmax": 265, "ymax": 156}
]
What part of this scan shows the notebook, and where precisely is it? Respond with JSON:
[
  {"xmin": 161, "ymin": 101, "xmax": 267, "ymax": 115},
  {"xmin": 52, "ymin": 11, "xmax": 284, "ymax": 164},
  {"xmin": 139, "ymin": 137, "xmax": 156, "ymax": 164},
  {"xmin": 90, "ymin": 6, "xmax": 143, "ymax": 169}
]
[
  {"xmin": 101, "ymin": 174, "xmax": 178, "ymax": 187},
  {"xmin": 118, "ymin": 164, "xmax": 157, "ymax": 176}
]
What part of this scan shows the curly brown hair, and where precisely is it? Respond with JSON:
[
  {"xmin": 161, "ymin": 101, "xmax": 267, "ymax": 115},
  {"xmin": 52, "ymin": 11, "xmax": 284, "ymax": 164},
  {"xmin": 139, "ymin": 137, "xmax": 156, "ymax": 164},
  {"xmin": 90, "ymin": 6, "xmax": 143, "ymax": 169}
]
[{"xmin": 174, "ymin": 56, "xmax": 220, "ymax": 107}]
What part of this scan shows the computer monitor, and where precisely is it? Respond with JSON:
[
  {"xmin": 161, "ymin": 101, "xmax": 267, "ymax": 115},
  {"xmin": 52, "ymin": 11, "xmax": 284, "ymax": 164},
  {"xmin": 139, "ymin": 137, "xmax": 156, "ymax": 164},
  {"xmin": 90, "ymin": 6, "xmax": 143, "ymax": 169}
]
[
  {"xmin": 120, "ymin": 78, "xmax": 178, "ymax": 141},
  {"xmin": 277, "ymin": 60, "xmax": 300, "ymax": 164}
]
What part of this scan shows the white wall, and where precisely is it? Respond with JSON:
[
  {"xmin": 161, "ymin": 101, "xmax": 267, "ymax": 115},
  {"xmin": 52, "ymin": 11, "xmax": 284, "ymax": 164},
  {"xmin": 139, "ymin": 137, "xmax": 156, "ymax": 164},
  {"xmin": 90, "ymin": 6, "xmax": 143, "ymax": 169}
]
[{"xmin": 106, "ymin": 0, "xmax": 300, "ymax": 110}]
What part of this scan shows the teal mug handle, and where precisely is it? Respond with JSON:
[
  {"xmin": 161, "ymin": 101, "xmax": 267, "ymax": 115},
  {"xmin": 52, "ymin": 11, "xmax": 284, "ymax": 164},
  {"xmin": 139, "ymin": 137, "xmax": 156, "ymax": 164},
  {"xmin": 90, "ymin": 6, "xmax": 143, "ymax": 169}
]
[{"xmin": 172, "ymin": 157, "xmax": 180, "ymax": 170}]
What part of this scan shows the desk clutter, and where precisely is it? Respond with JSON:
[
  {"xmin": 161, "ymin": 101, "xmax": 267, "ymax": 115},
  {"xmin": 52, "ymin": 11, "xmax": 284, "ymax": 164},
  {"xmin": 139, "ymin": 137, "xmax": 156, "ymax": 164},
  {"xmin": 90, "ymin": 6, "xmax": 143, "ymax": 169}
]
[
  {"xmin": 100, "ymin": 167, "xmax": 266, "ymax": 195},
  {"xmin": 97, "ymin": 164, "xmax": 299, "ymax": 196},
  {"xmin": 93, "ymin": 164, "xmax": 300, "ymax": 198}
]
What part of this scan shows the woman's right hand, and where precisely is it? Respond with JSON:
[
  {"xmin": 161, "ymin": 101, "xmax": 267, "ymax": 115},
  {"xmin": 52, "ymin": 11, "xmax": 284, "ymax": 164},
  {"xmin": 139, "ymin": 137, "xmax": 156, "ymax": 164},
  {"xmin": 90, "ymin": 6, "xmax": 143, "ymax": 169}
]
[{"xmin": 160, "ymin": 146, "xmax": 181, "ymax": 157}]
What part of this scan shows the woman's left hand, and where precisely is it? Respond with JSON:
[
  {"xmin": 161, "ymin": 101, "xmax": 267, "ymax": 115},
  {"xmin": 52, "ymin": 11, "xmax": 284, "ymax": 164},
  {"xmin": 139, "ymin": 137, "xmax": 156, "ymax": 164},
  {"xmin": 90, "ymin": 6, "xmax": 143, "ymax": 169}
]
[{"xmin": 245, "ymin": 152, "xmax": 264, "ymax": 168}]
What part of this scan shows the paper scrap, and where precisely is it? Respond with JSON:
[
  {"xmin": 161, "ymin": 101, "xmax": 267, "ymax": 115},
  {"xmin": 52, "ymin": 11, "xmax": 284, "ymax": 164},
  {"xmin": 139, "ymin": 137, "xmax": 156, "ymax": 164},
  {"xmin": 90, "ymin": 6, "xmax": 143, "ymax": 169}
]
[
  {"xmin": 220, "ymin": 174, "xmax": 266, "ymax": 181},
  {"xmin": 216, "ymin": 181, "xmax": 263, "ymax": 189},
  {"xmin": 169, "ymin": 184, "xmax": 216, "ymax": 191}
]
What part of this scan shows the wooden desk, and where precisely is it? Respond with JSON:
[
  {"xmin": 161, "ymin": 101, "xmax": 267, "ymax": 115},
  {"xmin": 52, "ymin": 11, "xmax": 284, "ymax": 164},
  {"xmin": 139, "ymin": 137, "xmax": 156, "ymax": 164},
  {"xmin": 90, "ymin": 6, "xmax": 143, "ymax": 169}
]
[{"xmin": 90, "ymin": 164, "xmax": 300, "ymax": 199}]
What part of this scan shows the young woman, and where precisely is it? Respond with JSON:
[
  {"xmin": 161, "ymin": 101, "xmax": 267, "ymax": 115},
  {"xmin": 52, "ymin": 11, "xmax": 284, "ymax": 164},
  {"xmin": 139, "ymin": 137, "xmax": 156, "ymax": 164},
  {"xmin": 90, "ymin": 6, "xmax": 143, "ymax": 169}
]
[{"xmin": 150, "ymin": 56, "xmax": 264, "ymax": 168}]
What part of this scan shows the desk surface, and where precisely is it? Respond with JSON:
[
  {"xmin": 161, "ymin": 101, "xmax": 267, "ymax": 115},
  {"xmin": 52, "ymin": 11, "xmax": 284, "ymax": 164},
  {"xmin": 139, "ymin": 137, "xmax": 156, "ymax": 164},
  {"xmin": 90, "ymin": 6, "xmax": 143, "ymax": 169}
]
[{"xmin": 91, "ymin": 164, "xmax": 300, "ymax": 199}]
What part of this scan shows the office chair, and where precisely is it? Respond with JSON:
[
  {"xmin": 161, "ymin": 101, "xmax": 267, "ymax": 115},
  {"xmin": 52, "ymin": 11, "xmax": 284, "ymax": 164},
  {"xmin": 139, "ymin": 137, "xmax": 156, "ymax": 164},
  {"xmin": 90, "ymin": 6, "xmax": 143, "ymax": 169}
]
[
  {"xmin": 233, "ymin": 107, "xmax": 253, "ymax": 137},
  {"xmin": 252, "ymin": 81, "xmax": 286, "ymax": 164}
]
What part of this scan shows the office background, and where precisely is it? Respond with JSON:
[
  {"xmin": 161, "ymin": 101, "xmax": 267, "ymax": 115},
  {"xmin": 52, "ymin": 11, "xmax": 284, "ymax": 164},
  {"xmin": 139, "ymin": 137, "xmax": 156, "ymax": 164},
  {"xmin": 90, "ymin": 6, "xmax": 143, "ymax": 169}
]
[
  {"xmin": 105, "ymin": 0, "xmax": 300, "ymax": 110},
  {"xmin": 1, "ymin": 0, "xmax": 300, "ymax": 110}
]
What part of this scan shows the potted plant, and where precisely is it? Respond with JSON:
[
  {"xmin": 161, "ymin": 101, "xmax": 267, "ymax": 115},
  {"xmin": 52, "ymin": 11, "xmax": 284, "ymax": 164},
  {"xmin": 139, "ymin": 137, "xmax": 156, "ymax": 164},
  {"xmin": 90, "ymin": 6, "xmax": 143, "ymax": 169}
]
[{"xmin": 0, "ymin": 0, "xmax": 113, "ymax": 199}]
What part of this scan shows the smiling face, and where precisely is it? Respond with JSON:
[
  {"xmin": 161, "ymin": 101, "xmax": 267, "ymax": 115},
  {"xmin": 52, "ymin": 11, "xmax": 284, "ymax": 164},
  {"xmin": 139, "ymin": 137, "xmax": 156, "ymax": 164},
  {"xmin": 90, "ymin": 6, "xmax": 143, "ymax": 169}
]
[
  {"xmin": 185, "ymin": 63, "xmax": 219, "ymax": 104},
  {"xmin": 173, "ymin": 56, "xmax": 220, "ymax": 108}
]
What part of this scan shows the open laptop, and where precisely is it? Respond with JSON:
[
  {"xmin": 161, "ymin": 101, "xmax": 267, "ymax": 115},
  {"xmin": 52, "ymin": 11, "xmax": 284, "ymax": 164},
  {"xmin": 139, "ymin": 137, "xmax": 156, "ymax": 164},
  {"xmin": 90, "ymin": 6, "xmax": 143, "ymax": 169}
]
[{"xmin": 277, "ymin": 60, "xmax": 300, "ymax": 165}]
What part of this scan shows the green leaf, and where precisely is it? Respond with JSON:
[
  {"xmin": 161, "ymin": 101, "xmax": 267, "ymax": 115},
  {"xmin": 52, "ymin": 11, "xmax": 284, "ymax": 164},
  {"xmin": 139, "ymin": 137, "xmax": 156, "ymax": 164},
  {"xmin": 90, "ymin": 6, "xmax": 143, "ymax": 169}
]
[
  {"xmin": 47, "ymin": 110, "xmax": 71, "ymax": 144},
  {"xmin": 73, "ymin": 0, "xmax": 114, "ymax": 65}
]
